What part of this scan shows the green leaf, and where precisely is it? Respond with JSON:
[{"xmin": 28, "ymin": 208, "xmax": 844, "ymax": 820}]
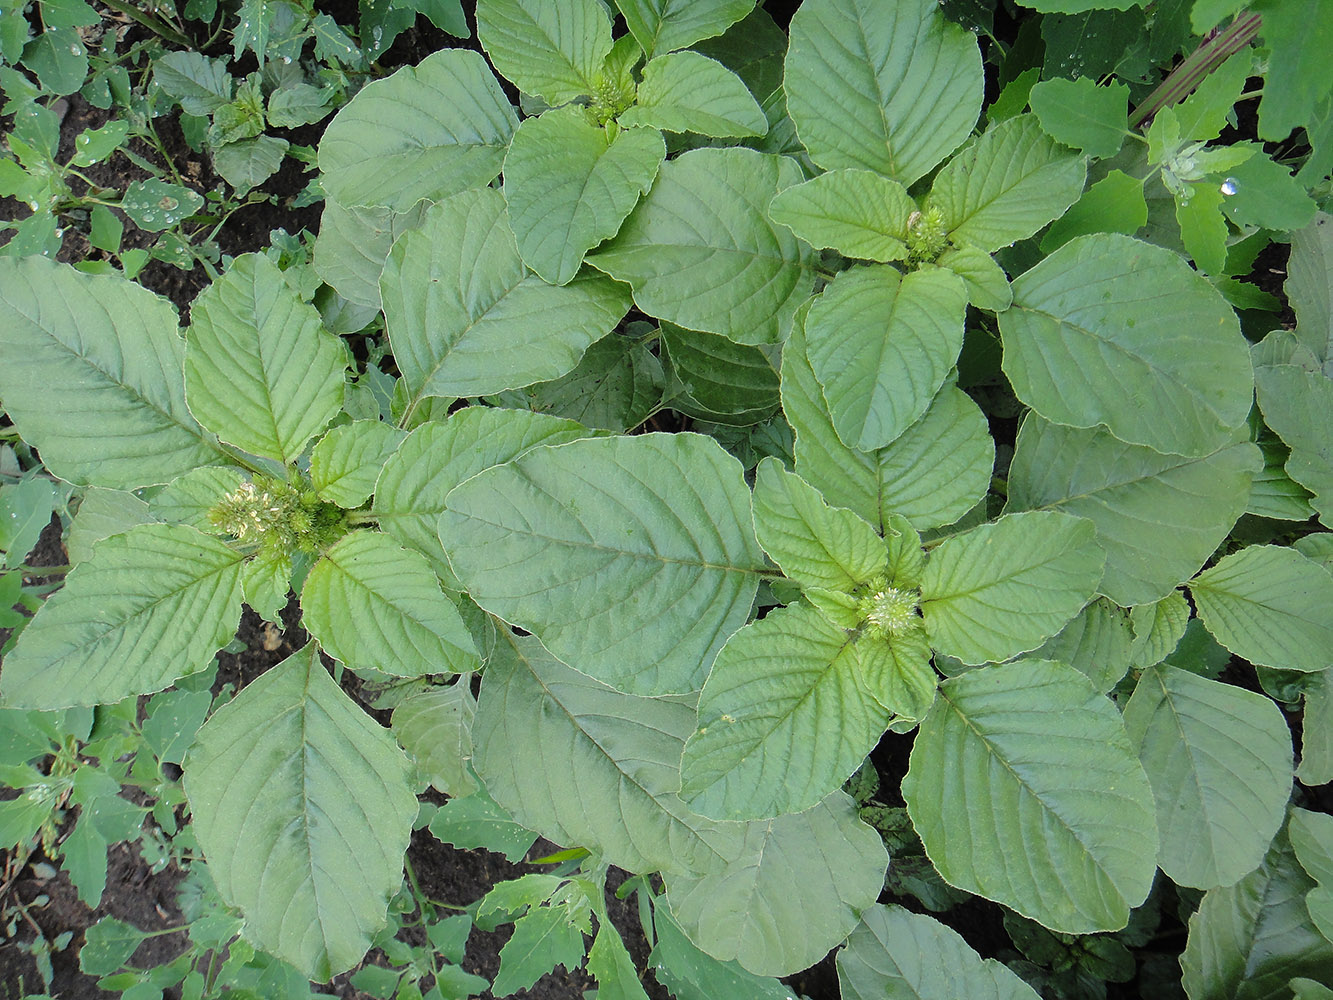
[
  {"xmin": 806, "ymin": 266, "xmax": 968, "ymax": 452},
  {"xmin": 372, "ymin": 407, "xmax": 594, "ymax": 587},
  {"xmin": 185, "ymin": 254, "xmax": 346, "ymax": 465},
  {"xmin": 1254, "ymin": 0, "xmax": 1333, "ymax": 141},
  {"xmin": 1189, "ymin": 545, "xmax": 1333, "ymax": 673},
  {"xmin": 784, "ymin": 0, "xmax": 983, "ymax": 186},
  {"xmin": 185, "ymin": 644, "xmax": 417, "ymax": 981},
  {"xmin": 1007, "ymin": 415, "xmax": 1259, "ymax": 607},
  {"xmin": 382, "ymin": 188, "xmax": 630, "ymax": 414},
  {"xmin": 152, "ymin": 51, "xmax": 232, "ymax": 116},
  {"xmin": 589, "ymin": 146, "xmax": 815, "ymax": 346},
  {"xmin": 1218, "ymin": 150, "xmax": 1317, "ymax": 232},
  {"xmin": 783, "ymin": 315, "xmax": 993, "ymax": 533},
  {"xmin": 442, "ymin": 433, "xmax": 764, "ymax": 694},
  {"xmin": 1290, "ymin": 808, "xmax": 1333, "ymax": 942},
  {"xmin": 679, "ymin": 603, "xmax": 904, "ymax": 819},
  {"xmin": 80, "ymin": 918, "xmax": 149, "ymax": 976},
  {"xmin": 649, "ymin": 907, "xmax": 794, "ymax": 1000},
  {"xmin": 66, "ymin": 489, "xmax": 155, "ymax": 565},
  {"xmin": 660, "ymin": 324, "xmax": 778, "ymax": 425},
  {"xmin": 1129, "ymin": 592, "xmax": 1191, "ymax": 668},
  {"xmin": 302, "ymin": 530, "xmax": 480, "ymax": 677},
  {"xmin": 925, "ymin": 115, "xmax": 1087, "ymax": 253},
  {"xmin": 61, "ymin": 815, "xmax": 108, "ymax": 906},
  {"xmin": 837, "ymin": 904, "xmax": 1042, "ymax": 1000},
  {"xmin": 904, "ymin": 660, "xmax": 1158, "ymax": 933},
  {"xmin": 427, "ymin": 782, "xmax": 538, "ymax": 863},
  {"xmin": 1029, "ymin": 78, "xmax": 1129, "ymax": 159},
  {"xmin": 1192, "ymin": 0, "xmax": 1245, "ymax": 31},
  {"xmin": 310, "ymin": 421, "xmax": 405, "ymax": 509},
  {"xmin": 0, "ymin": 257, "xmax": 225, "ymax": 489},
  {"xmin": 1041, "ymin": 170, "xmax": 1148, "ymax": 253},
  {"xmin": 751, "ymin": 457, "xmax": 884, "ymax": 591},
  {"xmin": 767, "ymin": 169, "xmax": 914, "ymax": 263},
  {"xmin": 1288, "ymin": 213, "xmax": 1333, "ymax": 370},
  {"xmin": 1293, "ymin": 979, "xmax": 1333, "ymax": 1000},
  {"xmin": 1018, "ymin": 0, "xmax": 1143, "ymax": 9},
  {"xmin": 663, "ymin": 791, "xmax": 887, "ymax": 976},
  {"xmin": 477, "ymin": 0, "xmax": 611, "ymax": 106},
  {"xmin": 319, "ymin": 49, "xmax": 517, "ymax": 212},
  {"xmin": 21, "ymin": 25, "xmax": 87, "ymax": 94},
  {"xmin": 922, "ymin": 511, "xmax": 1105, "ymax": 665},
  {"xmin": 1181, "ymin": 825, "xmax": 1333, "ymax": 998},
  {"xmin": 503, "ymin": 109, "xmax": 664, "ymax": 286},
  {"xmin": 119, "ymin": 178, "xmax": 204, "ymax": 231},
  {"xmin": 266, "ymin": 83, "xmax": 334, "ymax": 128},
  {"xmin": 1014, "ymin": 597, "xmax": 1134, "ymax": 692},
  {"xmin": 614, "ymin": 0, "xmax": 755, "ymax": 57},
  {"xmin": 491, "ymin": 905, "xmax": 588, "ymax": 997},
  {"xmin": 0, "ymin": 478, "xmax": 56, "ymax": 568},
  {"xmin": 1255, "ymin": 365, "xmax": 1333, "ymax": 526},
  {"xmin": 391, "ymin": 683, "xmax": 477, "ymax": 797},
  {"xmin": 932, "ymin": 245, "xmax": 1013, "ymax": 312},
  {"xmin": 1001, "ymin": 233, "xmax": 1254, "ymax": 458},
  {"xmin": 0, "ymin": 523, "xmax": 243, "ymax": 709},
  {"xmin": 1124, "ymin": 665, "xmax": 1292, "ymax": 889},
  {"xmin": 1176, "ymin": 181, "xmax": 1229, "ymax": 275},
  {"xmin": 313, "ymin": 198, "xmax": 430, "ymax": 310},
  {"xmin": 620, "ymin": 51, "xmax": 765, "ymax": 137},
  {"xmin": 149, "ymin": 466, "xmax": 244, "ymax": 532},
  {"xmin": 586, "ymin": 925, "xmax": 650, "ymax": 1000},
  {"xmin": 1299, "ymin": 669, "xmax": 1333, "ymax": 786},
  {"xmin": 211, "ymin": 135, "xmax": 289, "ymax": 195}
]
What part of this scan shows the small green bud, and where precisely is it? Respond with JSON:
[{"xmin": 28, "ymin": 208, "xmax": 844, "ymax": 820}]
[{"xmin": 857, "ymin": 585, "xmax": 920, "ymax": 639}]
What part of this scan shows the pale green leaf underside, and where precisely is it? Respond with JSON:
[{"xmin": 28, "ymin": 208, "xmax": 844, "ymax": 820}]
[
  {"xmin": 615, "ymin": 0, "xmax": 756, "ymax": 57},
  {"xmin": 1013, "ymin": 597, "xmax": 1134, "ymax": 693},
  {"xmin": 442, "ymin": 433, "xmax": 765, "ymax": 694},
  {"xmin": 318, "ymin": 49, "xmax": 517, "ymax": 212},
  {"xmin": 503, "ymin": 109, "xmax": 665, "ymax": 286},
  {"xmin": 783, "ymin": 315, "xmax": 993, "ymax": 534},
  {"xmin": 1287, "ymin": 212, "xmax": 1333, "ymax": 371},
  {"xmin": 1123, "ymin": 665, "xmax": 1292, "ymax": 889},
  {"xmin": 312, "ymin": 198, "xmax": 430, "ymax": 309},
  {"xmin": 589, "ymin": 146, "xmax": 816, "ymax": 346},
  {"xmin": 477, "ymin": 0, "xmax": 611, "ymax": 106},
  {"xmin": 382, "ymin": 188, "xmax": 631, "ymax": 414},
  {"xmin": 932, "ymin": 246, "xmax": 1013, "ymax": 312},
  {"xmin": 310, "ymin": 420, "xmax": 405, "ymax": 510},
  {"xmin": 0, "ymin": 523, "xmax": 243, "ymax": 709},
  {"xmin": 373, "ymin": 407, "xmax": 594, "ymax": 588},
  {"xmin": 784, "ymin": 0, "xmax": 983, "ymax": 185},
  {"xmin": 619, "ymin": 51, "xmax": 766, "ymax": 137},
  {"xmin": 926, "ymin": 114, "xmax": 1087, "ymax": 253},
  {"xmin": 1001, "ymin": 233, "xmax": 1254, "ymax": 458},
  {"xmin": 1189, "ymin": 545, "xmax": 1333, "ymax": 673},
  {"xmin": 302, "ymin": 530, "xmax": 480, "ymax": 677},
  {"xmin": 904, "ymin": 660, "xmax": 1158, "ymax": 934},
  {"xmin": 185, "ymin": 253, "xmax": 346, "ymax": 465},
  {"xmin": 65, "ymin": 488, "xmax": 155, "ymax": 566},
  {"xmin": 806, "ymin": 266, "xmax": 968, "ymax": 452},
  {"xmin": 837, "ymin": 905, "xmax": 1041, "ymax": 1000},
  {"xmin": 1006, "ymin": 415, "xmax": 1259, "ymax": 606},
  {"xmin": 0, "ymin": 256, "xmax": 224, "ymax": 490},
  {"xmin": 391, "ymin": 682, "xmax": 477, "ymax": 797},
  {"xmin": 1255, "ymin": 364, "xmax": 1333, "ymax": 527},
  {"xmin": 922, "ymin": 511, "xmax": 1105, "ymax": 665},
  {"xmin": 768, "ymin": 168, "xmax": 914, "ymax": 263},
  {"xmin": 184, "ymin": 644, "xmax": 417, "ymax": 981},
  {"xmin": 663, "ymin": 792, "xmax": 887, "ymax": 977}
]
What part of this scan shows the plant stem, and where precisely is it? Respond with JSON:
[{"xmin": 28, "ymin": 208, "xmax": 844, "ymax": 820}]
[{"xmin": 1129, "ymin": 11, "xmax": 1263, "ymax": 128}]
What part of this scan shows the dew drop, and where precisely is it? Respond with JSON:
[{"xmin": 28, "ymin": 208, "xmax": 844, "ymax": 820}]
[
  {"xmin": 282, "ymin": 55, "xmax": 292, "ymax": 64},
  {"xmin": 1220, "ymin": 177, "xmax": 1239, "ymax": 196},
  {"xmin": 69, "ymin": 44, "xmax": 81, "ymax": 54}
]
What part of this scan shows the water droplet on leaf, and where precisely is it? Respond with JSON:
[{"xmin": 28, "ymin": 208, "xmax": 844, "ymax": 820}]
[{"xmin": 1220, "ymin": 177, "xmax": 1239, "ymax": 196}]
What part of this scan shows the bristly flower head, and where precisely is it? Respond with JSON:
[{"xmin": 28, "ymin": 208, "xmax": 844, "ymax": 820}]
[
  {"xmin": 857, "ymin": 584, "xmax": 921, "ymax": 640},
  {"xmin": 208, "ymin": 476, "xmax": 346, "ymax": 559}
]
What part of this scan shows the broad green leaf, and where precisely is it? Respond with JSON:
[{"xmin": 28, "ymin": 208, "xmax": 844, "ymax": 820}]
[
  {"xmin": 312, "ymin": 198, "xmax": 430, "ymax": 309},
  {"xmin": 185, "ymin": 254, "xmax": 346, "ymax": 465},
  {"xmin": 153, "ymin": 51, "xmax": 232, "ymax": 116},
  {"xmin": 1290, "ymin": 808, "xmax": 1333, "ymax": 942},
  {"xmin": 1192, "ymin": 0, "xmax": 1245, "ymax": 31},
  {"xmin": 1177, "ymin": 181, "xmax": 1229, "ymax": 275},
  {"xmin": 1013, "ymin": 597, "xmax": 1134, "ymax": 692},
  {"xmin": 1124, "ymin": 665, "xmax": 1293, "ymax": 888},
  {"xmin": 1218, "ymin": 150, "xmax": 1317, "ymax": 233},
  {"xmin": 784, "ymin": 0, "xmax": 982, "ymax": 185},
  {"xmin": 382, "ymin": 188, "xmax": 631, "ymax": 418},
  {"xmin": 663, "ymin": 792, "xmax": 887, "ymax": 976},
  {"xmin": 932, "ymin": 245, "xmax": 1013, "ymax": 312},
  {"xmin": 1288, "ymin": 213, "xmax": 1333, "ymax": 370},
  {"xmin": 660, "ymin": 324, "xmax": 778, "ymax": 425},
  {"xmin": 1001, "ymin": 234, "xmax": 1254, "ymax": 458},
  {"xmin": 212, "ymin": 136, "xmax": 289, "ymax": 193},
  {"xmin": 768, "ymin": 169, "xmax": 914, "ymax": 263},
  {"xmin": 1181, "ymin": 826, "xmax": 1333, "ymax": 998},
  {"xmin": 619, "ymin": 51, "xmax": 765, "ymax": 137},
  {"xmin": 372, "ymin": 407, "xmax": 593, "ymax": 587},
  {"xmin": 65, "ymin": 488, "xmax": 155, "ymax": 565},
  {"xmin": 589, "ymin": 146, "xmax": 815, "ymax": 345},
  {"xmin": 1189, "ymin": 545, "xmax": 1333, "ymax": 673},
  {"xmin": 149, "ymin": 466, "xmax": 245, "ymax": 532},
  {"xmin": 586, "ymin": 924, "xmax": 651, "ymax": 1000},
  {"xmin": 442, "ymin": 433, "xmax": 764, "ymax": 694},
  {"xmin": 310, "ymin": 420, "xmax": 405, "ymax": 509},
  {"xmin": 1249, "ymin": 433, "xmax": 1317, "ymax": 521},
  {"xmin": 904, "ymin": 660, "xmax": 1157, "ymax": 933},
  {"xmin": 0, "ymin": 478, "xmax": 55, "ymax": 568},
  {"xmin": 1018, "ymin": 0, "xmax": 1142, "ymax": 9},
  {"xmin": 614, "ymin": 0, "xmax": 755, "ymax": 57},
  {"xmin": 472, "ymin": 629, "xmax": 745, "ymax": 874},
  {"xmin": 185, "ymin": 643, "xmax": 417, "ymax": 981},
  {"xmin": 806, "ymin": 266, "xmax": 968, "ymax": 452},
  {"xmin": 837, "ymin": 904, "xmax": 1041, "ymax": 1000},
  {"xmin": 1040, "ymin": 170, "xmax": 1148, "ymax": 252},
  {"xmin": 428, "ymin": 782, "xmax": 538, "ymax": 863},
  {"xmin": 1293, "ymin": 979, "xmax": 1333, "ymax": 1000},
  {"xmin": 477, "ymin": 0, "xmax": 611, "ymax": 106},
  {"xmin": 319, "ymin": 49, "xmax": 517, "ymax": 212},
  {"xmin": 1299, "ymin": 669, "xmax": 1333, "ymax": 786},
  {"xmin": 242, "ymin": 549, "xmax": 290, "ymax": 624},
  {"xmin": 1129, "ymin": 591, "xmax": 1191, "ymax": 668},
  {"xmin": 679, "ymin": 604, "xmax": 917, "ymax": 819},
  {"xmin": 1254, "ymin": 0, "xmax": 1333, "ymax": 141},
  {"xmin": 0, "ymin": 257, "xmax": 224, "ymax": 490},
  {"xmin": 504, "ymin": 110, "xmax": 664, "ymax": 286},
  {"xmin": 921, "ymin": 511, "xmax": 1105, "ymax": 665},
  {"xmin": 783, "ymin": 316, "xmax": 992, "ymax": 533},
  {"xmin": 80, "ymin": 918, "xmax": 149, "ymax": 976},
  {"xmin": 0, "ymin": 524, "xmax": 242, "ymax": 709},
  {"xmin": 266, "ymin": 83, "xmax": 334, "ymax": 128},
  {"xmin": 1255, "ymin": 365, "xmax": 1333, "ymax": 526},
  {"xmin": 925, "ymin": 114, "xmax": 1087, "ymax": 253},
  {"xmin": 649, "ymin": 907, "xmax": 794, "ymax": 1000},
  {"xmin": 302, "ymin": 530, "xmax": 480, "ymax": 677},
  {"xmin": 491, "ymin": 905, "xmax": 588, "ymax": 996},
  {"xmin": 1029, "ymin": 78, "xmax": 1129, "ymax": 159},
  {"xmin": 1006, "ymin": 415, "xmax": 1259, "ymax": 606},
  {"xmin": 392, "ymin": 683, "xmax": 477, "ymax": 797},
  {"xmin": 751, "ymin": 457, "xmax": 884, "ymax": 591}
]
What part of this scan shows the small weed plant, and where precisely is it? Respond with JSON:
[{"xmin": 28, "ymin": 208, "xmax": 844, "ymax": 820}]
[{"xmin": 3, "ymin": 0, "xmax": 1333, "ymax": 997}]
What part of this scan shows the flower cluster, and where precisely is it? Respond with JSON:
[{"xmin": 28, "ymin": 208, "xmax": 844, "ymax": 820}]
[
  {"xmin": 208, "ymin": 476, "xmax": 346, "ymax": 558},
  {"xmin": 856, "ymin": 583, "xmax": 922, "ymax": 640}
]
